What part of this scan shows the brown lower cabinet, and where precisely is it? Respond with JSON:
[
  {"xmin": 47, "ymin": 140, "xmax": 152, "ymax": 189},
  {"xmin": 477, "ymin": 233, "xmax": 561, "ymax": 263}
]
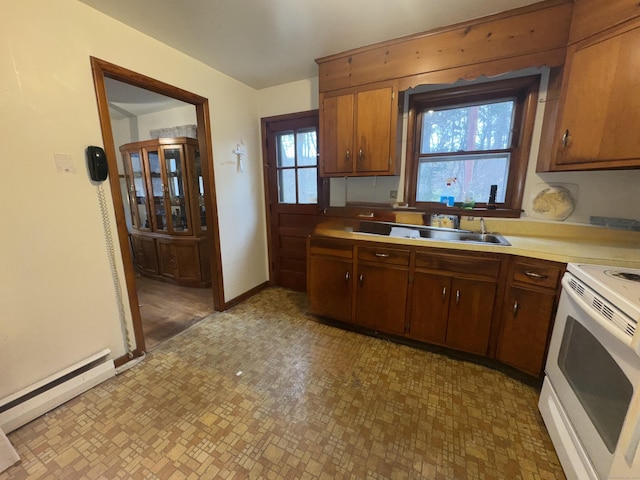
[
  {"xmin": 306, "ymin": 238, "xmax": 353, "ymax": 323},
  {"xmin": 496, "ymin": 258, "xmax": 563, "ymax": 377},
  {"xmin": 131, "ymin": 232, "xmax": 210, "ymax": 287},
  {"xmin": 307, "ymin": 234, "xmax": 565, "ymax": 378},
  {"xmin": 355, "ymin": 246, "xmax": 409, "ymax": 335},
  {"xmin": 408, "ymin": 250, "xmax": 501, "ymax": 356}
]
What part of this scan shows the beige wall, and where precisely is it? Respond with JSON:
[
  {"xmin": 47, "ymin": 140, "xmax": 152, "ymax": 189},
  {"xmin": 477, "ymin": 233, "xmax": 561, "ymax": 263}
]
[{"xmin": 0, "ymin": 0, "xmax": 268, "ymax": 398}]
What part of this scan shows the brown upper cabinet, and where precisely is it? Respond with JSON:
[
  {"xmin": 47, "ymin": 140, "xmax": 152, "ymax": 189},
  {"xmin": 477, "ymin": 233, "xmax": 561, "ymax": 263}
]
[
  {"xmin": 319, "ymin": 84, "xmax": 399, "ymax": 177},
  {"xmin": 315, "ymin": 0, "xmax": 572, "ymax": 178},
  {"xmin": 541, "ymin": 4, "xmax": 640, "ymax": 171}
]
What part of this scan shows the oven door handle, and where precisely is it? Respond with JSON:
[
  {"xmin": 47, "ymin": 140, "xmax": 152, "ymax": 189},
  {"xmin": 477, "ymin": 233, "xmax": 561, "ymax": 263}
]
[{"xmin": 561, "ymin": 275, "xmax": 633, "ymax": 348}]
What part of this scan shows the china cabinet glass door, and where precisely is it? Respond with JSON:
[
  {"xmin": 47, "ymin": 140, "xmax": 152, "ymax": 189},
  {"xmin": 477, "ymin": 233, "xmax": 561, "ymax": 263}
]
[
  {"xmin": 124, "ymin": 150, "xmax": 151, "ymax": 231},
  {"xmin": 146, "ymin": 149, "xmax": 167, "ymax": 232},
  {"xmin": 193, "ymin": 147, "xmax": 206, "ymax": 231},
  {"xmin": 163, "ymin": 146, "xmax": 189, "ymax": 234}
]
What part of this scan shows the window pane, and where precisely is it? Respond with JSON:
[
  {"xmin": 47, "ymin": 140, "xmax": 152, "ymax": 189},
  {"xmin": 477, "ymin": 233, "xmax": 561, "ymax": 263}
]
[
  {"xmin": 277, "ymin": 132, "xmax": 295, "ymax": 167},
  {"xmin": 297, "ymin": 167, "xmax": 317, "ymax": 204},
  {"xmin": 278, "ymin": 168, "xmax": 296, "ymax": 203},
  {"xmin": 297, "ymin": 128, "xmax": 317, "ymax": 167},
  {"xmin": 416, "ymin": 153, "xmax": 509, "ymax": 203},
  {"xmin": 421, "ymin": 101, "xmax": 515, "ymax": 154}
]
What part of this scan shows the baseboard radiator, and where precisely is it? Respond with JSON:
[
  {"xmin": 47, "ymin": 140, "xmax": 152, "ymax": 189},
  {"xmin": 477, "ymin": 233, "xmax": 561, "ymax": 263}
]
[{"xmin": 0, "ymin": 349, "xmax": 115, "ymax": 433}]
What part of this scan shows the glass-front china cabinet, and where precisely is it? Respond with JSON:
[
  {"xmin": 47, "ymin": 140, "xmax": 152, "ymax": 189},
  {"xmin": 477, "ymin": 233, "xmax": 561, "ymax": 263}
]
[{"xmin": 120, "ymin": 137, "xmax": 209, "ymax": 287}]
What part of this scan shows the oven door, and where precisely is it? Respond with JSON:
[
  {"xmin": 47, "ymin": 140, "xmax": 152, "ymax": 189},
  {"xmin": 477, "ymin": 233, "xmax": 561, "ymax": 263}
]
[{"xmin": 544, "ymin": 272, "xmax": 640, "ymax": 480}]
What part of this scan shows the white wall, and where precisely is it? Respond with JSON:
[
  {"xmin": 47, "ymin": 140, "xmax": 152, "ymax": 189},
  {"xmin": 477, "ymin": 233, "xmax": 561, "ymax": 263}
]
[{"xmin": 0, "ymin": 0, "xmax": 267, "ymax": 399}]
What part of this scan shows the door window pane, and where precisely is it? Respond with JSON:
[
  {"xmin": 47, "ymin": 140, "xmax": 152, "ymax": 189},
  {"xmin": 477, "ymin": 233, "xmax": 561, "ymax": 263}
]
[
  {"xmin": 298, "ymin": 167, "xmax": 317, "ymax": 204},
  {"xmin": 277, "ymin": 133, "xmax": 295, "ymax": 167},
  {"xmin": 278, "ymin": 169, "xmax": 296, "ymax": 203},
  {"xmin": 297, "ymin": 128, "xmax": 317, "ymax": 167}
]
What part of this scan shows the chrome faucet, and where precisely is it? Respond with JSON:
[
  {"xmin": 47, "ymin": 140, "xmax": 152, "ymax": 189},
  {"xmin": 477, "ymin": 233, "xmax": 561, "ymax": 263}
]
[{"xmin": 480, "ymin": 218, "xmax": 487, "ymax": 235}]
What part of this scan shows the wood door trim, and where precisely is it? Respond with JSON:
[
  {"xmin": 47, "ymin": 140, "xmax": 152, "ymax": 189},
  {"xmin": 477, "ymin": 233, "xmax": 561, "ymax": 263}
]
[{"xmin": 90, "ymin": 57, "xmax": 225, "ymax": 366}]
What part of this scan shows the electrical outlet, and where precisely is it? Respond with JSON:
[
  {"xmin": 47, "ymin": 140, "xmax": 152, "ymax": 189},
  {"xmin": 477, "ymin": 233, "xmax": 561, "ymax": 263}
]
[{"xmin": 390, "ymin": 190, "xmax": 397, "ymax": 199}]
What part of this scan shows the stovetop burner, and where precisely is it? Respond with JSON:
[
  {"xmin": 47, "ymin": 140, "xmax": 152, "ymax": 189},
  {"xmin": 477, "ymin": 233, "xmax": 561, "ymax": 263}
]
[{"xmin": 606, "ymin": 270, "xmax": 640, "ymax": 283}]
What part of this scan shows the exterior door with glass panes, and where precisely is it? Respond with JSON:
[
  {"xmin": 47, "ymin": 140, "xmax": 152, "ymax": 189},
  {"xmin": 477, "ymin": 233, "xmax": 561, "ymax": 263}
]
[{"xmin": 264, "ymin": 111, "xmax": 322, "ymax": 291}]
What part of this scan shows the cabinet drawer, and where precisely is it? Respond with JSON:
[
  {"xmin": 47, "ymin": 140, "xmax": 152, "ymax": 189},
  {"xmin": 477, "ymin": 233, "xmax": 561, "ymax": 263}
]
[
  {"xmin": 358, "ymin": 246, "xmax": 409, "ymax": 266},
  {"xmin": 512, "ymin": 260, "xmax": 562, "ymax": 290},
  {"xmin": 309, "ymin": 238, "xmax": 353, "ymax": 259},
  {"xmin": 415, "ymin": 251, "xmax": 500, "ymax": 278}
]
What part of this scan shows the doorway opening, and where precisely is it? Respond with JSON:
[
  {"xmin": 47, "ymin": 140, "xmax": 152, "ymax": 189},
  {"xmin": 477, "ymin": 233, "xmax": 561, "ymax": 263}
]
[{"xmin": 90, "ymin": 57, "xmax": 225, "ymax": 364}]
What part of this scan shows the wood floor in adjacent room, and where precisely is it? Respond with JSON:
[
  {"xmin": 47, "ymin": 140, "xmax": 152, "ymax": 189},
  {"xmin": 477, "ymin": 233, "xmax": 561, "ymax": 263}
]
[
  {"xmin": 136, "ymin": 276, "xmax": 214, "ymax": 350},
  {"xmin": 2, "ymin": 287, "xmax": 565, "ymax": 479}
]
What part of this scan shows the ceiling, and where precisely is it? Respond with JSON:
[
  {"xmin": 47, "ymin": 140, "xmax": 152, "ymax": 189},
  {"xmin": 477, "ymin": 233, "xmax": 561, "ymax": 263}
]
[
  {"xmin": 81, "ymin": 0, "xmax": 541, "ymax": 90},
  {"xmin": 105, "ymin": 77, "xmax": 189, "ymax": 120}
]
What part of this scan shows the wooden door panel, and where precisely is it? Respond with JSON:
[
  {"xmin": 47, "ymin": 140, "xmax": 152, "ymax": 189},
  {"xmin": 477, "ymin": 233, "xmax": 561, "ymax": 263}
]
[
  {"xmin": 321, "ymin": 94, "xmax": 354, "ymax": 175},
  {"xmin": 497, "ymin": 287, "xmax": 556, "ymax": 377},
  {"xmin": 446, "ymin": 278, "xmax": 496, "ymax": 355},
  {"xmin": 356, "ymin": 87, "xmax": 392, "ymax": 173},
  {"xmin": 409, "ymin": 273, "xmax": 451, "ymax": 345},
  {"xmin": 355, "ymin": 264, "xmax": 407, "ymax": 335},
  {"xmin": 308, "ymin": 256, "xmax": 352, "ymax": 323},
  {"xmin": 175, "ymin": 243, "xmax": 199, "ymax": 282}
]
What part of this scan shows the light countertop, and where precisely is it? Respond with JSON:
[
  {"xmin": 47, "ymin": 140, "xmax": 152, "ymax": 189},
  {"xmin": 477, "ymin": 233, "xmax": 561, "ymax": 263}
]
[{"xmin": 314, "ymin": 217, "xmax": 640, "ymax": 269}]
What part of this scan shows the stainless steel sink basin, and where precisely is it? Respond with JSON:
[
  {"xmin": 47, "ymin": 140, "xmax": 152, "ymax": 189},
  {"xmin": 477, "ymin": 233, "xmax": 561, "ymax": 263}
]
[{"xmin": 354, "ymin": 220, "xmax": 511, "ymax": 246}]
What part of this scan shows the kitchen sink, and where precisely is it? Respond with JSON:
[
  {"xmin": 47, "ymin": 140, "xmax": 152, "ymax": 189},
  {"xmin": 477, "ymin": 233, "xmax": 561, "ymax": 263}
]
[{"xmin": 354, "ymin": 220, "xmax": 511, "ymax": 246}]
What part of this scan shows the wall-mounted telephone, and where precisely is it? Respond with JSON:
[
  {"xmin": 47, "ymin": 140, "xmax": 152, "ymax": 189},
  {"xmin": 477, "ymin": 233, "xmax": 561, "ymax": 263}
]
[{"xmin": 87, "ymin": 146, "xmax": 108, "ymax": 182}]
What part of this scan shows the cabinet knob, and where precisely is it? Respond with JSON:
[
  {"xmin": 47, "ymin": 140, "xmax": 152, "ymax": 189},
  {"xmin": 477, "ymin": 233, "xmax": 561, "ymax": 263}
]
[
  {"xmin": 561, "ymin": 129, "xmax": 570, "ymax": 149},
  {"xmin": 358, "ymin": 148, "xmax": 363, "ymax": 162},
  {"xmin": 345, "ymin": 271, "xmax": 350, "ymax": 283},
  {"xmin": 359, "ymin": 274, "xmax": 364, "ymax": 286},
  {"xmin": 455, "ymin": 290, "xmax": 460, "ymax": 305},
  {"xmin": 513, "ymin": 300, "xmax": 519, "ymax": 318},
  {"xmin": 375, "ymin": 253, "xmax": 391, "ymax": 258},
  {"xmin": 345, "ymin": 149, "xmax": 351, "ymax": 162},
  {"xmin": 442, "ymin": 286, "xmax": 447, "ymax": 302}
]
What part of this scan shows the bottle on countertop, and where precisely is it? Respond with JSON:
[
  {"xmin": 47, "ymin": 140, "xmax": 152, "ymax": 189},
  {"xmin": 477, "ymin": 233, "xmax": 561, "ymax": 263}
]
[
  {"xmin": 487, "ymin": 184, "xmax": 497, "ymax": 209},
  {"xmin": 440, "ymin": 177, "xmax": 457, "ymax": 207}
]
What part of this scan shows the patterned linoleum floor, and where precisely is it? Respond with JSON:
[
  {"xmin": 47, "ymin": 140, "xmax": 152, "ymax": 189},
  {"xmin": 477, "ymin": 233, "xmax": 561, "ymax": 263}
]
[{"xmin": 2, "ymin": 287, "xmax": 565, "ymax": 479}]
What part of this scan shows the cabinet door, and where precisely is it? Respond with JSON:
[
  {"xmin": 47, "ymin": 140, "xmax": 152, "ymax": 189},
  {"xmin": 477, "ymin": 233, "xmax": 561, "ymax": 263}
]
[
  {"xmin": 445, "ymin": 278, "xmax": 496, "ymax": 355},
  {"xmin": 497, "ymin": 286, "xmax": 556, "ymax": 377},
  {"xmin": 355, "ymin": 263, "xmax": 407, "ymax": 335},
  {"xmin": 157, "ymin": 240, "xmax": 177, "ymax": 280},
  {"xmin": 123, "ymin": 150, "xmax": 151, "ymax": 231},
  {"xmin": 554, "ymin": 26, "xmax": 640, "ymax": 168},
  {"xmin": 132, "ymin": 235, "xmax": 159, "ymax": 275},
  {"xmin": 145, "ymin": 149, "xmax": 168, "ymax": 232},
  {"xmin": 408, "ymin": 272, "xmax": 451, "ymax": 344},
  {"xmin": 162, "ymin": 145, "xmax": 191, "ymax": 235},
  {"xmin": 307, "ymin": 256, "xmax": 353, "ymax": 323},
  {"xmin": 320, "ymin": 94, "xmax": 355, "ymax": 175},
  {"xmin": 355, "ymin": 87, "xmax": 395, "ymax": 174}
]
